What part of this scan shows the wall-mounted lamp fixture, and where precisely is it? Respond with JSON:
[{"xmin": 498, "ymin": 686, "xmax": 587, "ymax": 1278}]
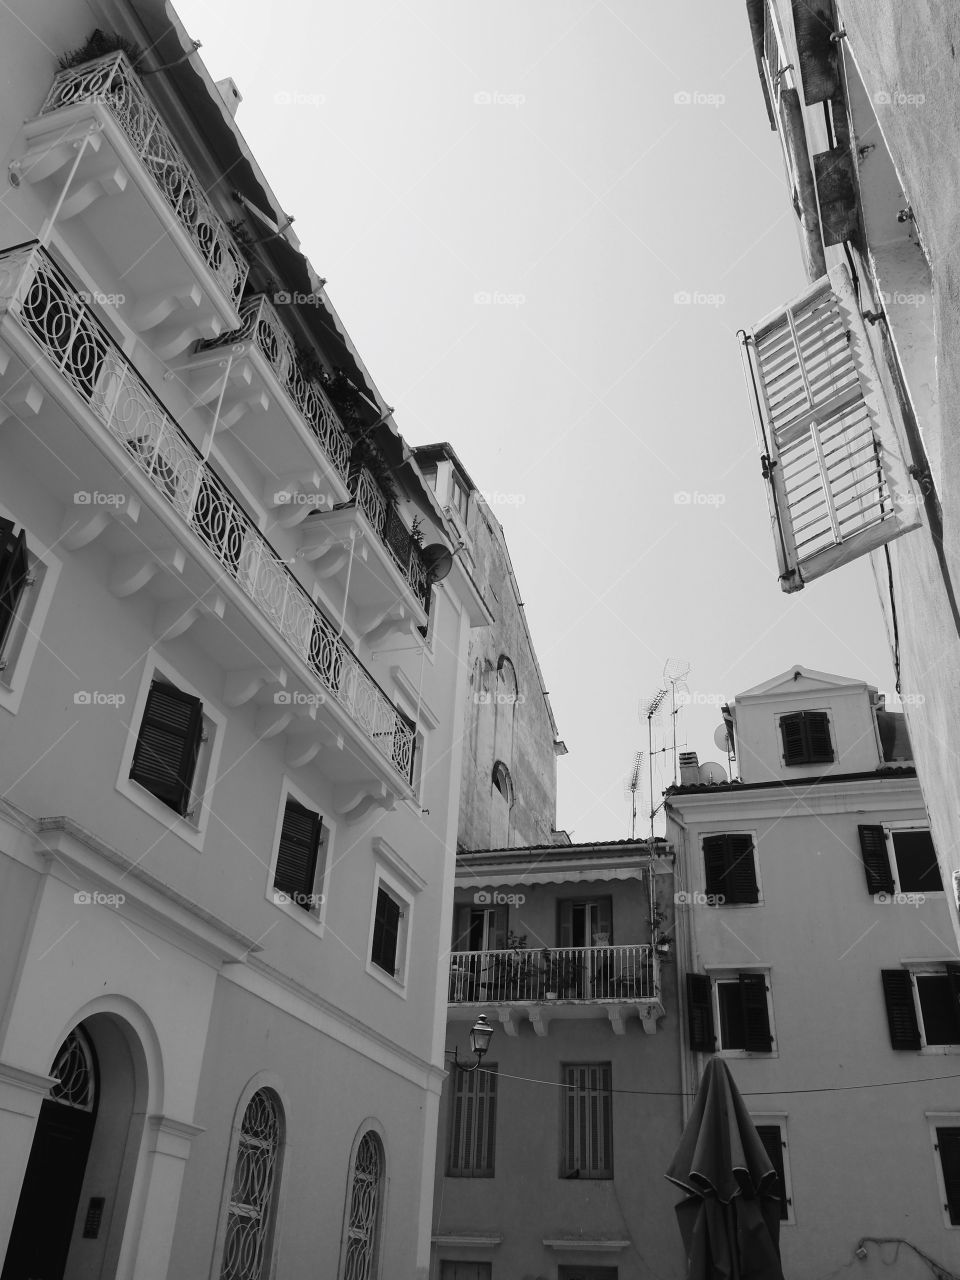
[{"xmin": 450, "ymin": 1014, "xmax": 494, "ymax": 1073}]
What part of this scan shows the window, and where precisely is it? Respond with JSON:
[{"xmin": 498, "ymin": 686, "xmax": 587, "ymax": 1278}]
[
  {"xmin": 129, "ymin": 678, "xmax": 205, "ymax": 817},
  {"xmin": 882, "ymin": 967, "xmax": 960, "ymax": 1049},
  {"xmin": 561, "ymin": 1063, "xmax": 612, "ymax": 1179},
  {"xmin": 450, "ymin": 475, "xmax": 469, "ymax": 521},
  {"xmin": 218, "ymin": 1089, "xmax": 284, "ymax": 1280},
  {"xmin": 686, "ymin": 972, "xmax": 774, "ymax": 1053},
  {"xmin": 371, "ymin": 887, "xmax": 402, "ymax": 976},
  {"xmin": 440, "ymin": 1266, "xmax": 491, "ymax": 1280},
  {"xmin": 755, "ymin": 1123, "xmax": 792, "ymax": 1222},
  {"xmin": 0, "ymin": 518, "xmax": 29, "ymax": 657},
  {"xmin": 779, "ymin": 711, "xmax": 833, "ymax": 765},
  {"xmin": 859, "ymin": 826, "xmax": 943, "ymax": 896},
  {"xmin": 339, "ymin": 1131, "xmax": 384, "ymax": 1280},
  {"xmin": 448, "ymin": 1065, "xmax": 497, "ymax": 1177},
  {"xmin": 743, "ymin": 263, "xmax": 920, "ymax": 593},
  {"xmin": 557, "ymin": 897, "xmax": 612, "ymax": 948},
  {"xmin": 0, "ymin": 514, "xmax": 56, "ymax": 715},
  {"xmin": 272, "ymin": 795, "xmax": 327, "ymax": 917},
  {"xmin": 492, "ymin": 760, "xmax": 513, "ymax": 805},
  {"xmin": 702, "ymin": 834, "xmax": 759, "ymax": 904},
  {"xmin": 933, "ymin": 1125, "xmax": 960, "ymax": 1226}
]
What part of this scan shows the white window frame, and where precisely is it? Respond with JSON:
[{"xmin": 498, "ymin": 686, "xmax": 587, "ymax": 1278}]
[
  {"xmin": 265, "ymin": 777, "xmax": 334, "ymax": 934},
  {"xmin": 884, "ymin": 824, "xmax": 945, "ymax": 897},
  {"xmin": 705, "ymin": 965, "xmax": 778, "ymax": 1058},
  {"xmin": 391, "ymin": 670, "xmax": 432, "ymax": 807},
  {"xmin": 366, "ymin": 862, "xmax": 415, "ymax": 996},
  {"xmin": 699, "ymin": 828, "xmax": 764, "ymax": 907},
  {"xmin": 905, "ymin": 964, "xmax": 960, "ymax": 1055},
  {"xmin": 775, "ymin": 707, "xmax": 835, "ymax": 768},
  {"xmin": 115, "ymin": 651, "xmax": 225, "ymax": 851},
  {"xmin": 0, "ymin": 507, "xmax": 61, "ymax": 717},
  {"xmin": 927, "ymin": 1113, "xmax": 960, "ymax": 1229},
  {"xmin": 750, "ymin": 1113, "xmax": 795, "ymax": 1225}
]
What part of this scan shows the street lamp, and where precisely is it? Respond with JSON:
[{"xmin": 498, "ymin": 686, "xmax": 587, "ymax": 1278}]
[{"xmin": 451, "ymin": 1014, "xmax": 494, "ymax": 1072}]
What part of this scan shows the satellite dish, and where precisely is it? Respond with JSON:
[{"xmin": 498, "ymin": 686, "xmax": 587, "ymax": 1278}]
[
  {"xmin": 714, "ymin": 723, "xmax": 734, "ymax": 757},
  {"xmin": 422, "ymin": 543, "xmax": 454, "ymax": 582},
  {"xmin": 698, "ymin": 761, "xmax": 727, "ymax": 785}
]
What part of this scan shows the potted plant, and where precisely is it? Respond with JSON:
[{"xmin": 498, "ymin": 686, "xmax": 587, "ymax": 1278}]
[{"xmin": 541, "ymin": 948, "xmax": 559, "ymax": 999}]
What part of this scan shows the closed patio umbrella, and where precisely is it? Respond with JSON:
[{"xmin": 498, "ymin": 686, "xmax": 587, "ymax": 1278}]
[{"xmin": 665, "ymin": 1057, "xmax": 786, "ymax": 1280}]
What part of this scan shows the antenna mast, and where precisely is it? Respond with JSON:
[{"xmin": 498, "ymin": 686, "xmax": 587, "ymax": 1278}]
[
  {"xmin": 642, "ymin": 689, "xmax": 668, "ymax": 837},
  {"xmin": 627, "ymin": 751, "xmax": 644, "ymax": 839},
  {"xmin": 663, "ymin": 659, "xmax": 692, "ymax": 786}
]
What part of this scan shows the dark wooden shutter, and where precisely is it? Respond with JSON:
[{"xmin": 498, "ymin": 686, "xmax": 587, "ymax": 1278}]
[
  {"xmin": 814, "ymin": 145, "xmax": 858, "ymax": 245},
  {"xmin": 372, "ymin": 888, "xmax": 401, "ymax": 974},
  {"xmin": 792, "ymin": 0, "xmax": 840, "ymax": 104},
  {"xmin": 858, "ymin": 825, "xmax": 894, "ymax": 895},
  {"xmin": 273, "ymin": 798, "xmax": 322, "ymax": 906},
  {"xmin": 448, "ymin": 1066, "xmax": 497, "ymax": 1177},
  {"xmin": 0, "ymin": 520, "xmax": 29, "ymax": 652},
  {"xmin": 947, "ymin": 964, "xmax": 960, "ymax": 1042},
  {"xmin": 740, "ymin": 973, "xmax": 773, "ymax": 1052},
  {"xmin": 490, "ymin": 904, "xmax": 508, "ymax": 950},
  {"xmin": 755, "ymin": 1124, "xmax": 788, "ymax": 1219},
  {"xmin": 780, "ymin": 713, "xmax": 806, "ymax": 765},
  {"xmin": 937, "ymin": 1128, "xmax": 960, "ymax": 1225},
  {"xmin": 594, "ymin": 897, "xmax": 613, "ymax": 943},
  {"xmin": 703, "ymin": 837, "xmax": 729, "ymax": 898},
  {"xmin": 707, "ymin": 834, "xmax": 759, "ymax": 904},
  {"xmin": 557, "ymin": 900, "xmax": 574, "ymax": 948},
  {"xmin": 804, "ymin": 711, "xmax": 834, "ymax": 762},
  {"xmin": 881, "ymin": 969, "xmax": 921, "ymax": 1049},
  {"xmin": 687, "ymin": 973, "xmax": 716, "ymax": 1051},
  {"xmin": 452, "ymin": 905, "xmax": 472, "ymax": 952},
  {"xmin": 129, "ymin": 680, "xmax": 204, "ymax": 816}
]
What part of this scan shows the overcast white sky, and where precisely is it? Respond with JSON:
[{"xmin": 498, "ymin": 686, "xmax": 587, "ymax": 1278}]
[{"xmin": 178, "ymin": 0, "xmax": 896, "ymax": 841}]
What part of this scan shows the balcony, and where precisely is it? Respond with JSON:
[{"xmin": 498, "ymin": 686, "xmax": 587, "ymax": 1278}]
[
  {"xmin": 17, "ymin": 52, "xmax": 248, "ymax": 353},
  {"xmin": 189, "ymin": 294, "xmax": 352, "ymax": 505},
  {"xmin": 0, "ymin": 241, "xmax": 414, "ymax": 813},
  {"xmin": 448, "ymin": 945, "xmax": 663, "ymax": 1036}
]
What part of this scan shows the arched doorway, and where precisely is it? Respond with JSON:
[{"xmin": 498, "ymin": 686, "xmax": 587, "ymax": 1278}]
[{"xmin": 2, "ymin": 1026, "xmax": 99, "ymax": 1280}]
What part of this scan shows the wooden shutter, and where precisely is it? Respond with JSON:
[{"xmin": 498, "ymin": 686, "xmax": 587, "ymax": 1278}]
[
  {"xmin": 594, "ymin": 897, "xmax": 613, "ymax": 943},
  {"xmin": 792, "ymin": 0, "xmax": 839, "ymax": 104},
  {"xmin": 490, "ymin": 905, "xmax": 508, "ymax": 950},
  {"xmin": 744, "ymin": 263, "xmax": 920, "ymax": 593},
  {"xmin": 448, "ymin": 1066, "xmax": 497, "ymax": 1177},
  {"xmin": 937, "ymin": 1128, "xmax": 960, "ymax": 1225},
  {"xmin": 804, "ymin": 711, "xmax": 833, "ymax": 762},
  {"xmin": 704, "ymin": 835, "xmax": 758, "ymax": 904},
  {"xmin": 686, "ymin": 973, "xmax": 716, "ymax": 1052},
  {"xmin": 755, "ymin": 1124, "xmax": 788, "ymax": 1219},
  {"xmin": 858, "ymin": 825, "xmax": 894, "ymax": 895},
  {"xmin": 273, "ymin": 798, "xmax": 322, "ymax": 905},
  {"xmin": 0, "ymin": 519, "xmax": 28, "ymax": 652},
  {"xmin": 703, "ymin": 837, "xmax": 729, "ymax": 897},
  {"xmin": 813, "ymin": 146, "xmax": 858, "ymax": 246},
  {"xmin": 946, "ymin": 964, "xmax": 960, "ymax": 1042},
  {"xmin": 780, "ymin": 714, "xmax": 807, "ymax": 765},
  {"xmin": 372, "ymin": 888, "xmax": 401, "ymax": 975},
  {"xmin": 740, "ymin": 974, "xmax": 773, "ymax": 1052},
  {"xmin": 562, "ymin": 1064, "xmax": 611, "ymax": 1177},
  {"xmin": 557, "ymin": 900, "xmax": 574, "ymax": 948},
  {"xmin": 452, "ymin": 905, "xmax": 473, "ymax": 952},
  {"xmin": 129, "ymin": 680, "xmax": 204, "ymax": 816},
  {"xmin": 881, "ymin": 969, "xmax": 921, "ymax": 1049}
]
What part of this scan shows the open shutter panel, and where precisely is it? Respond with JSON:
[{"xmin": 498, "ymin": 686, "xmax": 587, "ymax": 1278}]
[
  {"xmin": 881, "ymin": 969, "xmax": 921, "ymax": 1049},
  {"xmin": 813, "ymin": 146, "xmax": 859, "ymax": 246},
  {"xmin": 557, "ymin": 900, "xmax": 574, "ymax": 948},
  {"xmin": 595, "ymin": 896, "xmax": 613, "ymax": 943},
  {"xmin": 937, "ymin": 1129, "xmax": 960, "ymax": 1224},
  {"xmin": 724, "ymin": 835, "xmax": 760, "ymax": 904},
  {"xmin": 372, "ymin": 889, "xmax": 401, "ymax": 974},
  {"xmin": 274, "ymin": 800, "xmax": 322, "ymax": 903},
  {"xmin": 702, "ymin": 836, "xmax": 729, "ymax": 898},
  {"xmin": 804, "ymin": 711, "xmax": 834, "ymax": 761},
  {"xmin": 686, "ymin": 973, "xmax": 716, "ymax": 1052},
  {"xmin": 452, "ymin": 905, "xmax": 472, "ymax": 952},
  {"xmin": 0, "ymin": 521, "xmax": 28, "ymax": 650},
  {"xmin": 792, "ymin": 0, "xmax": 840, "ymax": 104},
  {"xmin": 744, "ymin": 263, "xmax": 920, "ymax": 593},
  {"xmin": 490, "ymin": 904, "xmax": 508, "ymax": 950},
  {"xmin": 780, "ymin": 714, "xmax": 806, "ymax": 765},
  {"xmin": 739, "ymin": 973, "xmax": 773, "ymax": 1052},
  {"xmin": 946, "ymin": 963, "xmax": 960, "ymax": 1042},
  {"xmin": 755, "ymin": 1125, "xmax": 788, "ymax": 1219},
  {"xmin": 129, "ymin": 681, "xmax": 203, "ymax": 816},
  {"xmin": 858, "ymin": 825, "xmax": 894, "ymax": 895}
]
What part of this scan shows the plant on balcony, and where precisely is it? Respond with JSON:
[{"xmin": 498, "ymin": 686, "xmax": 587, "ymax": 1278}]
[
  {"xmin": 540, "ymin": 949, "xmax": 585, "ymax": 999},
  {"xmin": 58, "ymin": 28, "xmax": 142, "ymax": 70},
  {"xmin": 324, "ymin": 370, "xmax": 398, "ymax": 502}
]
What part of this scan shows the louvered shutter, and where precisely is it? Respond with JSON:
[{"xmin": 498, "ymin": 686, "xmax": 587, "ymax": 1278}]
[
  {"xmin": 937, "ymin": 1128, "xmax": 960, "ymax": 1225},
  {"xmin": 594, "ymin": 897, "xmax": 613, "ymax": 943},
  {"xmin": 804, "ymin": 711, "xmax": 834, "ymax": 762},
  {"xmin": 792, "ymin": 0, "xmax": 840, "ymax": 104},
  {"xmin": 744, "ymin": 263, "xmax": 920, "ymax": 592},
  {"xmin": 703, "ymin": 836, "xmax": 729, "ymax": 898},
  {"xmin": 946, "ymin": 964, "xmax": 960, "ymax": 1043},
  {"xmin": 686, "ymin": 973, "xmax": 716, "ymax": 1052},
  {"xmin": 705, "ymin": 835, "xmax": 759, "ymax": 904},
  {"xmin": 371, "ymin": 888, "xmax": 401, "ymax": 974},
  {"xmin": 780, "ymin": 714, "xmax": 807, "ymax": 765},
  {"xmin": 129, "ymin": 681, "xmax": 203, "ymax": 815},
  {"xmin": 755, "ymin": 1124, "xmax": 789, "ymax": 1219},
  {"xmin": 557, "ymin": 900, "xmax": 574, "ymax": 948},
  {"xmin": 490, "ymin": 904, "xmax": 508, "ymax": 950},
  {"xmin": 881, "ymin": 969, "xmax": 921, "ymax": 1049},
  {"xmin": 0, "ymin": 520, "xmax": 28, "ymax": 653},
  {"xmin": 813, "ymin": 146, "xmax": 859, "ymax": 245},
  {"xmin": 452, "ymin": 905, "xmax": 473, "ymax": 951},
  {"xmin": 740, "ymin": 973, "xmax": 773, "ymax": 1052},
  {"xmin": 273, "ymin": 799, "xmax": 322, "ymax": 905},
  {"xmin": 858, "ymin": 825, "xmax": 894, "ymax": 895},
  {"xmin": 448, "ymin": 1066, "xmax": 497, "ymax": 1177}
]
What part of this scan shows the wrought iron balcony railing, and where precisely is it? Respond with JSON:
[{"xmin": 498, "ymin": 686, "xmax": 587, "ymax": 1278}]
[
  {"xmin": 40, "ymin": 52, "xmax": 248, "ymax": 308},
  {"xmin": 348, "ymin": 468, "xmax": 430, "ymax": 610},
  {"xmin": 448, "ymin": 945, "xmax": 658, "ymax": 1005},
  {"xmin": 0, "ymin": 242, "xmax": 414, "ymax": 783},
  {"xmin": 195, "ymin": 294, "xmax": 352, "ymax": 481}
]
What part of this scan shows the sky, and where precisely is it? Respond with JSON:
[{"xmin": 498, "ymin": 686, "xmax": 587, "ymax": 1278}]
[{"xmin": 177, "ymin": 0, "xmax": 897, "ymax": 841}]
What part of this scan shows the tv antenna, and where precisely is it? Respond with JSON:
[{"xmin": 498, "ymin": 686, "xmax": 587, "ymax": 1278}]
[
  {"xmin": 663, "ymin": 658, "xmax": 691, "ymax": 786},
  {"xmin": 627, "ymin": 751, "xmax": 644, "ymax": 839},
  {"xmin": 641, "ymin": 689, "xmax": 668, "ymax": 837}
]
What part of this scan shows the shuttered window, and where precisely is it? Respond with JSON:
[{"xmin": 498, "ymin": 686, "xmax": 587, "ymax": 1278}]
[
  {"xmin": 780, "ymin": 710, "xmax": 833, "ymax": 765},
  {"xmin": 881, "ymin": 969, "xmax": 921, "ymax": 1049},
  {"xmin": 703, "ymin": 834, "xmax": 759, "ymax": 903},
  {"xmin": 447, "ymin": 1066, "xmax": 497, "ymax": 1178},
  {"xmin": 129, "ymin": 679, "xmax": 204, "ymax": 816},
  {"xmin": 936, "ymin": 1128, "xmax": 960, "ymax": 1225},
  {"xmin": 371, "ymin": 887, "xmax": 402, "ymax": 976},
  {"xmin": 440, "ymin": 1265, "xmax": 492, "ymax": 1280},
  {"xmin": 0, "ymin": 519, "xmax": 29, "ymax": 657},
  {"xmin": 858, "ymin": 824, "xmax": 895, "ymax": 895},
  {"xmin": 717, "ymin": 975, "xmax": 773, "ymax": 1052},
  {"xmin": 561, "ymin": 1063, "xmax": 612, "ymax": 1178},
  {"xmin": 687, "ymin": 973, "xmax": 716, "ymax": 1052},
  {"xmin": 755, "ymin": 1124, "xmax": 790, "ymax": 1221},
  {"xmin": 743, "ymin": 263, "xmax": 919, "ymax": 593},
  {"xmin": 273, "ymin": 798, "xmax": 323, "ymax": 911},
  {"xmin": 892, "ymin": 830, "xmax": 943, "ymax": 893}
]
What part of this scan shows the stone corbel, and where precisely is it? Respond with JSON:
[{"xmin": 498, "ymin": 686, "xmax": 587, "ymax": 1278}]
[
  {"xmin": 15, "ymin": 125, "xmax": 105, "ymax": 185},
  {"xmin": 607, "ymin": 1006, "xmax": 627, "ymax": 1036},
  {"xmin": 154, "ymin": 592, "xmax": 226, "ymax": 642},
  {"xmin": 153, "ymin": 317, "xmax": 224, "ymax": 362},
  {"xmin": 358, "ymin": 602, "xmax": 413, "ymax": 647},
  {"xmin": 528, "ymin": 1007, "xmax": 552, "ymax": 1038},
  {"xmin": 131, "ymin": 283, "xmax": 203, "ymax": 334},
  {"xmin": 58, "ymin": 495, "xmax": 141, "ymax": 552},
  {"xmin": 108, "ymin": 545, "xmax": 184, "ymax": 597},
  {"xmin": 0, "ymin": 376, "xmax": 44, "ymax": 425},
  {"xmin": 57, "ymin": 166, "xmax": 128, "ymax": 221},
  {"xmin": 334, "ymin": 780, "xmax": 396, "ymax": 824},
  {"xmin": 265, "ymin": 471, "xmax": 325, "ymax": 529},
  {"xmin": 222, "ymin": 665, "xmax": 287, "ymax": 708},
  {"xmin": 496, "ymin": 1009, "xmax": 519, "ymax": 1037}
]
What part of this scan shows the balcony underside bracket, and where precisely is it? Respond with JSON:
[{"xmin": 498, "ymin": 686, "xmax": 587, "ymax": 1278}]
[
  {"xmin": 0, "ymin": 349, "xmax": 45, "ymax": 422},
  {"xmin": 58, "ymin": 166, "xmax": 128, "ymax": 221},
  {"xmin": 131, "ymin": 283, "xmax": 203, "ymax": 334},
  {"xmin": 358, "ymin": 602, "xmax": 415, "ymax": 647},
  {"xmin": 16, "ymin": 125, "xmax": 106, "ymax": 186},
  {"xmin": 335, "ymin": 780, "xmax": 396, "ymax": 824},
  {"xmin": 528, "ymin": 1007, "xmax": 550, "ymax": 1037},
  {"xmin": 497, "ymin": 1009, "xmax": 520, "ymax": 1037},
  {"xmin": 222, "ymin": 664, "xmax": 287, "ymax": 708},
  {"xmin": 108, "ymin": 545, "xmax": 184, "ymax": 598},
  {"xmin": 154, "ymin": 591, "xmax": 225, "ymax": 642}
]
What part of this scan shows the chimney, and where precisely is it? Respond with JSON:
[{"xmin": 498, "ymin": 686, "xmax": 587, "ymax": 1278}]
[
  {"xmin": 679, "ymin": 751, "xmax": 700, "ymax": 786},
  {"xmin": 216, "ymin": 77, "xmax": 243, "ymax": 118}
]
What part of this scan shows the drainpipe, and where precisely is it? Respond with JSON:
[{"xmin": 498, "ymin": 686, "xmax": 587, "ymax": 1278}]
[{"xmin": 666, "ymin": 803, "xmax": 698, "ymax": 1126}]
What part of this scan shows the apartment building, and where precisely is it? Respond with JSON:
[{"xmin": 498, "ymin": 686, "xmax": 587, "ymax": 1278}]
[
  {"xmin": 0, "ymin": 5, "xmax": 489, "ymax": 1278},
  {"xmin": 668, "ymin": 665, "xmax": 960, "ymax": 1278},
  {"xmin": 736, "ymin": 0, "xmax": 960, "ymax": 944}
]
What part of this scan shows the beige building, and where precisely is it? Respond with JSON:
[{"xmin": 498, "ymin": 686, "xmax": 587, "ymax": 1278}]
[
  {"xmin": 736, "ymin": 0, "xmax": 960, "ymax": 946},
  {"xmin": 668, "ymin": 666, "xmax": 960, "ymax": 1278},
  {"xmin": 0, "ymin": 5, "xmax": 489, "ymax": 1278}
]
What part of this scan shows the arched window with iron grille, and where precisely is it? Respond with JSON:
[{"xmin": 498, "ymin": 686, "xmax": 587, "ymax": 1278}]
[
  {"xmin": 218, "ymin": 1088, "xmax": 285, "ymax": 1280},
  {"xmin": 340, "ymin": 1130, "xmax": 385, "ymax": 1280}
]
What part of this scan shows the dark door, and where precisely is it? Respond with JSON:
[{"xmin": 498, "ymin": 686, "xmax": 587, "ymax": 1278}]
[{"xmin": 2, "ymin": 1030, "xmax": 98, "ymax": 1280}]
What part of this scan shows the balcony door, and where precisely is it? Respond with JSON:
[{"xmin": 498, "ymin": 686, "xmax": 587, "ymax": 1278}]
[
  {"xmin": 451, "ymin": 904, "xmax": 508, "ymax": 1001},
  {"xmin": 558, "ymin": 898, "xmax": 613, "ymax": 998}
]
